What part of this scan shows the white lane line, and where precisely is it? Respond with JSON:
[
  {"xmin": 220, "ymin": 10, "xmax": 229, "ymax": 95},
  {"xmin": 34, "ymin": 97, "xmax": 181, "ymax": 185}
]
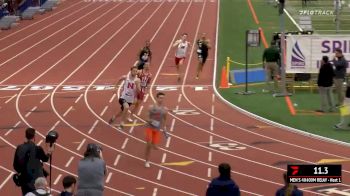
[
  {"xmin": 161, "ymin": 153, "xmax": 167, "ymax": 163},
  {"xmin": 4, "ymin": 121, "xmax": 21, "ymax": 136},
  {"xmin": 211, "ymin": 105, "xmax": 214, "ymax": 115},
  {"xmin": 106, "ymin": 172, "xmax": 113, "ymax": 183},
  {"xmin": 0, "ymin": 3, "xmax": 106, "ymax": 68},
  {"xmin": 0, "ymin": 1, "xmax": 86, "ymax": 45},
  {"xmin": 40, "ymin": 93, "xmax": 51, "ymax": 103},
  {"xmin": 210, "ymin": 118, "xmax": 214, "ymax": 131},
  {"xmin": 0, "ymin": 2, "xmax": 123, "ymax": 85},
  {"xmin": 209, "ymin": 135, "xmax": 213, "ymax": 145},
  {"xmin": 113, "ymin": 154, "xmax": 121, "ymax": 166},
  {"xmin": 63, "ymin": 106, "xmax": 74, "ymax": 117},
  {"xmin": 109, "ymin": 94, "xmax": 116, "ymax": 103},
  {"xmin": 137, "ymin": 105, "xmax": 143, "ymax": 116},
  {"xmin": 207, "ymin": 168, "xmax": 211, "ymax": 178},
  {"xmin": 4, "ymin": 129, "xmax": 13, "ymax": 136},
  {"xmin": 37, "ymin": 139, "xmax": 43, "ymax": 146},
  {"xmin": 152, "ymin": 188, "xmax": 158, "ymax": 196},
  {"xmin": 100, "ymin": 106, "xmax": 109, "ymax": 116},
  {"xmin": 121, "ymin": 138, "xmax": 129, "ymax": 149},
  {"xmin": 129, "ymin": 123, "xmax": 135, "ymax": 134},
  {"xmin": 169, "ymin": 119, "xmax": 175, "ymax": 132},
  {"xmin": 53, "ymin": 174, "xmax": 62, "ymax": 185},
  {"xmin": 25, "ymin": 106, "xmax": 38, "ymax": 118},
  {"xmin": 88, "ymin": 120, "xmax": 99, "ymax": 134},
  {"xmin": 65, "ymin": 157, "xmax": 74, "ymax": 168},
  {"xmin": 156, "ymin": 170, "xmax": 162, "ymax": 181},
  {"xmin": 0, "ymin": 172, "xmax": 14, "ymax": 190},
  {"xmin": 5, "ymin": 94, "xmax": 17, "ymax": 104},
  {"xmin": 77, "ymin": 139, "xmax": 86, "ymax": 151},
  {"xmin": 143, "ymin": 94, "xmax": 149, "ymax": 103},
  {"xmin": 75, "ymin": 94, "xmax": 84, "ymax": 103},
  {"xmin": 165, "ymin": 136, "xmax": 171, "ymax": 148},
  {"xmin": 49, "ymin": 120, "xmax": 61, "ymax": 131},
  {"xmin": 212, "ymin": 94, "xmax": 215, "ymax": 103},
  {"xmin": 177, "ymin": 94, "xmax": 182, "ymax": 103},
  {"xmin": 208, "ymin": 152, "xmax": 212, "ymax": 162},
  {"xmin": 5, "ymin": 121, "xmax": 21, "ymax": 136},
  {"xmin": 100, "ymin": 105, "xmax": 108, "ymax": 116}
]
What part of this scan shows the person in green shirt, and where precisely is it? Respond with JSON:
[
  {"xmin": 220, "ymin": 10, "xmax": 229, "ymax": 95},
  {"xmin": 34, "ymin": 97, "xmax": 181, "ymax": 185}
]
[{"xmin": 262, "ymin": 40, "xmax": 281, "ymax": 93}]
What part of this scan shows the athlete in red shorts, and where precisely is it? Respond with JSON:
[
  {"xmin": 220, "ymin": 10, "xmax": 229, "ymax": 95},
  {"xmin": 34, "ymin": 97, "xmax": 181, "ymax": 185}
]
[
  {"xmin": 144, "ymin": 92, "xmax": 168, "ymax": 168},
  {"xmin": 173, "ymin": 33, "xmax": 190, "ymax": 82},
  {"xmin": 127, "ymin": 62, "xmax": 152, "ymax": 122}
]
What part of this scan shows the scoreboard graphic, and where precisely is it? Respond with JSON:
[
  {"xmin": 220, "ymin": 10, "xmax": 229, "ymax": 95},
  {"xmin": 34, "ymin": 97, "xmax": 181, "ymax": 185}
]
[{"xmin": 287, "ymin": 165, "xmax": 342, "ymax": 183}]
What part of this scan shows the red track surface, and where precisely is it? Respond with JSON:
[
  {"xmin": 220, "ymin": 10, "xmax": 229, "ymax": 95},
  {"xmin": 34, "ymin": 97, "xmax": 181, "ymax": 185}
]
[{"xmin": 1, "ymin": 0, "xmax": 350, "ymax": 195}]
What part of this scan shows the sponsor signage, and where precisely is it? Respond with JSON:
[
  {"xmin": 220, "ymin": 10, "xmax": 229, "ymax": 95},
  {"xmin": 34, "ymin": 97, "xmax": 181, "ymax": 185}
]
[{"xmin": 286, "ymin": 35, "xmax": 350, "ymax": 73}]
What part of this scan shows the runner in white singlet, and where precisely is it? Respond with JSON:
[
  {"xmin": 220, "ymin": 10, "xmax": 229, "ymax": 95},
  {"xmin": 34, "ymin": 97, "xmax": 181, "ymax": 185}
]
[
  {"xmin": 173, "ymin": 33, "xmax": 190, "ymax": 82},
  {"xmin": 109, "ymin": 66, "xmax": 140, "ymax": 128}
]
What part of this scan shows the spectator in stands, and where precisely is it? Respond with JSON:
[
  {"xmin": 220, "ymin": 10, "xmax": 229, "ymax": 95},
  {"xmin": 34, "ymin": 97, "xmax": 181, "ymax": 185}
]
[
  {"xmin": 262, "ymin": 40, "xmax": 281, "ymax": 93},
  {"xmin": 77, "ymin": 143, "xmax": 106, "ymax": 196},
  {"xmin": 301, "ymin": 0, "xmax": 309, "ymax": 7},
  {"xmin": 332, "ymin": 48, "xmax": 348, "ymax": 106},
  {"xmin": 24, "ymin": 177, "xmax": 50, "ymax": 196},
  {"xmin": 334, "ymin": 0, "xmax": 342, "ymax": 10},
  {"xmin": 334, "ymin": 85, "xmax": 350, "ymax": 130},
  {"xmin": 275, "ymin": 172, "xmax": 303, "ymax": 196},
  {"xmin": 59, "ymin": 175, "xmax": 76, "ymax": 196},
  {"xmin": 13, "ymin": 128, "xmax": 54, "ymax": 196},
  {"xmin": 316, "ymin": 56, "xmax": 335, "ymax": 113},
  {"xmin": 0, "ymin": 0, "xmax": 9, "ymax": 17},
  {"xmin": 206, "ymin": 163, "xmax": 240, "ymax": 196}
]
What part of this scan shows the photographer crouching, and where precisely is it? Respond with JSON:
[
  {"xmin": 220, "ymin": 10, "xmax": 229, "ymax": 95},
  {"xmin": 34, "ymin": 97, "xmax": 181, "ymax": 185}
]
[{"xmin": 13, "ymin": 128, "xmax": 56, "ymax": 196}]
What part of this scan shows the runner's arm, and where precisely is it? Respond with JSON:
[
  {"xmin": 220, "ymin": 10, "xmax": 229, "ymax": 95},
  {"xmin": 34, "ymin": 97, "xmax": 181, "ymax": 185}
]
[
  {"xmin": 115, "ymin": 75, "xmax": 126, "ymax": 88},
  {"xmin": 172, "ymin": 40, "xmax": 181, "ymax": 47},
  {"xmin": 135, "ymin": 78, "xmax": 141, "ymax": 94}
]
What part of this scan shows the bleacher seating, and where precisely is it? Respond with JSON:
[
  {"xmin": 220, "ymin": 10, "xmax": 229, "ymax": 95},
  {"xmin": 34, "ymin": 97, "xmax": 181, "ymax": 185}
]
[
  {"xmin": 0, "ymin": 1, "xmax": 19, "ymax": 30},
  {"xmin": 0, "ymin": 0, "xmax": 60, "ymax": 30}
]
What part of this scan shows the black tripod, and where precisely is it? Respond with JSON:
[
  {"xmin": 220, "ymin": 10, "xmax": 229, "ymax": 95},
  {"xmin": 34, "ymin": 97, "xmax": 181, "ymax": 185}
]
[{"xmin": 48, "ymin": 144, "xmax": 54, "ymax": 194}]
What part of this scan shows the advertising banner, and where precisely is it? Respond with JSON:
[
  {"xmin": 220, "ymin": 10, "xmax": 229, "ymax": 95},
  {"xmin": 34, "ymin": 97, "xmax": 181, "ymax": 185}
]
[{"xmin": 286, "ymin": 35, "xmax": 350, "ymax": 73}]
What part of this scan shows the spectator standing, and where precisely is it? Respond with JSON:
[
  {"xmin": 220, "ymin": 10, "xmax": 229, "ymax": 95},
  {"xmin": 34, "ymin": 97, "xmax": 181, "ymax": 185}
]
[
  {"xmin": 262, "ymin": 40, "xmax": 281, "ymax": 93},
  {"xmin": 333, "ymin": 48, "xmax": 348, "ymax": 106},
  {"xmin": 59, "ymin": 175, "xmax": 76, "ymax": 196},
  {"xmin": 77, "ymin": 143, "xmax": 106, "ymax": 196},
  {"xmin": 317, "ymin": 56, "xmax": 335, "ymax": 112},
  {"xmin": 334, "ymin": 85, "xmax": 350, "ymax": 130},
  {"xmin": 13, "ymin": 128, "xmax": 54, "ymax": 196},
  {"xmin": 206, "ymin": 163, "xmax": 240, "ymax": 196},
  {"xmin": 276, "ymin": 172, "xmax": 303, "ymax": 196},
  {"xmin": 24, "ymin": 177, "xmax": 50, "ymax": 196}
]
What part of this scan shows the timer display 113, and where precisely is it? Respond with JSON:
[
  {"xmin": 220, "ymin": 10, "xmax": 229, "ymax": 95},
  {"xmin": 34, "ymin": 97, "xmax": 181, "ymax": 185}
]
[{"xmin": 287, "ymin": 164, "xmax": 342, "ymax": 183}]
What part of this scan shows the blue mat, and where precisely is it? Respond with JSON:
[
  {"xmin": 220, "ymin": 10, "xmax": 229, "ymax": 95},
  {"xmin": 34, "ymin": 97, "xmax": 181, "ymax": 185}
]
[{"xmin": 230, "ymin": 68, "xmax": 266, "ymax": 84}]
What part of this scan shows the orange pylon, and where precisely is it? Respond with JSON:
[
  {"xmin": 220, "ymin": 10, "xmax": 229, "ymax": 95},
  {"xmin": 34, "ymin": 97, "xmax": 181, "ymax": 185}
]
[{"xmin": 219, "ymin": 65, "xmax": 229, "ymax": 88}]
